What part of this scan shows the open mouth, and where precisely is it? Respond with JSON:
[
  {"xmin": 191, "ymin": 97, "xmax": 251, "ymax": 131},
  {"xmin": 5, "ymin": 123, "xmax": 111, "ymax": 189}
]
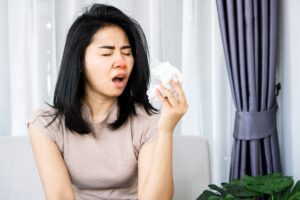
[
  {"xmin": 112, "ymin": 73, "xmax": 127, "ymax": 89},
  {"xmin": 112, "ymin": 77, "xmax": 125, "ymax": 82}
]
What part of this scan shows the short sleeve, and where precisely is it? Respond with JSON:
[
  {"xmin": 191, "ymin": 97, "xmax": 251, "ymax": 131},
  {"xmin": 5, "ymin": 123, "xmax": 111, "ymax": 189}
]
[
  {"xmin": 130, "ymin": 105, "xmax": 161, "ymax": 158},
  {"xmin": 27, "ymin": 107, "xmax": 57, "ymax": 142},
  {"xmin": 140, "ymin": 113, "xmax": 160, "ymax": 146}
]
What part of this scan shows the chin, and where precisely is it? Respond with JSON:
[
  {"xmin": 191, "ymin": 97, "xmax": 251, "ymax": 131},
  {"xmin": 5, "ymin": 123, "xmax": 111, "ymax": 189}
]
[{"xmin": 109, "ymin": 90, "xmax": 125, "ymax": 97}]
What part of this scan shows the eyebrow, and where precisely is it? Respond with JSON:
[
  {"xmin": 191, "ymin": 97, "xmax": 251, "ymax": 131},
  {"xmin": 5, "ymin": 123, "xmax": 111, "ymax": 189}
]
[{"xmin": 98, "ymin": 45, "xmax": 131, "ymax": 50}]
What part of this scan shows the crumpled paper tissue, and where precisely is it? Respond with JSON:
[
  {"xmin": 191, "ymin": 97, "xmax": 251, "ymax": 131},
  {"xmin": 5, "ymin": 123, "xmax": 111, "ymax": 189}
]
[{"xmin": 147, "ymin": 60, "xmax": 183, "ymax": 107}]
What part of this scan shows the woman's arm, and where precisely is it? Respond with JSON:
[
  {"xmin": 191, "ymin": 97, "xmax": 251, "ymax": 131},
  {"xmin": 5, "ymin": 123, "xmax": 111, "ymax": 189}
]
[
  {"xmin": 138, "ymin": 133, "xmax": 174, "ymax": 200},
  {"xmin": 28, "ymin": 124, "xmax": 76, "ymax": 200},
  {"xmin": 138, "ymin": 80, "xmax": 188, "ymax": 200}
]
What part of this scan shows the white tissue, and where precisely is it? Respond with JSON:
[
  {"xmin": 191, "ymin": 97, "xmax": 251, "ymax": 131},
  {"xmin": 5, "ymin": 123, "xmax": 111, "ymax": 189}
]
[{"xmin": 147, "ymin": 60, "xmax": 183, "ymax": 105}]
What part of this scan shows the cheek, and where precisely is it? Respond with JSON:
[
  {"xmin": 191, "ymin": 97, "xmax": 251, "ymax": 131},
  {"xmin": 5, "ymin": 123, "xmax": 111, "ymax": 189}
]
[
  {"xmin": 85, "ymin": 54, "xmax": 107, "ymax": 73},
  {"xmin": 85, "ymin": 53, "xmax": 99, "ymax": 69},
  {"xmin": 84, "ymin": 58, "xmax": 108, "ymax": 84}
]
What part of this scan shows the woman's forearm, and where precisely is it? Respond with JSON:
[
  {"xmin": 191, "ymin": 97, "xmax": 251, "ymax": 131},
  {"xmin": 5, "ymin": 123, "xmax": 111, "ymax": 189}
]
[{"xmin": 140, "ymin": 132, "xmax": 174, "ymax": 200}]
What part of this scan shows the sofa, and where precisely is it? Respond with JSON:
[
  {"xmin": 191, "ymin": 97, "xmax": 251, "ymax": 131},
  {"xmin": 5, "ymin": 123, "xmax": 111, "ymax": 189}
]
[{"xmin": 0, "ymin": 135, "xmax": 210, "ymax": 200}]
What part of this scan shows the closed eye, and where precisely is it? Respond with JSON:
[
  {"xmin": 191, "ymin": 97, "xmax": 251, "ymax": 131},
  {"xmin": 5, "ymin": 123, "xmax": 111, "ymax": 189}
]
[{"xmin": 121, "ymin": 49, "xmax": 132, "ymax": 56}]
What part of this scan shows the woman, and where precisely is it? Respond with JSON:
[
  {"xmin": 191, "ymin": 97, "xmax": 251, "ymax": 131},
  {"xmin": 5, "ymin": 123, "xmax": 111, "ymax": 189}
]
[{"xmin": 28, "ymin": 4, "xmax": 188, "ymax": 200}]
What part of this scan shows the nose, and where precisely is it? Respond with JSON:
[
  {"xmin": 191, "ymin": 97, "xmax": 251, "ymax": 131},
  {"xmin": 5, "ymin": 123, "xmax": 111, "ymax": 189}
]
[{"xmin": 113, "ymin": 54, "xmax": 127, "ymax": 69}]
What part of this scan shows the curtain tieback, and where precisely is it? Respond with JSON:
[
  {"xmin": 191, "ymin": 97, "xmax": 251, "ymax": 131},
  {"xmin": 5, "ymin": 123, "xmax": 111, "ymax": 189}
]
[{"xmin": 233, "ymin": 104, "xmax": 278, "ymax": 140}]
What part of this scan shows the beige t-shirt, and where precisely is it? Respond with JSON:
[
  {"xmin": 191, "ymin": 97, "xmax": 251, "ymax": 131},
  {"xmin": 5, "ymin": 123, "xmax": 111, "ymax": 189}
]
[{"xmin": 28, "ymin": 101, "xmax": 160, "ymax": 200}]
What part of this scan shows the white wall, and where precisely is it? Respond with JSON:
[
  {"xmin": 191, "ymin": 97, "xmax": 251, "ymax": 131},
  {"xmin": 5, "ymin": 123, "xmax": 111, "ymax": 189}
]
[{"xmin": 278, "ymin": 0, "xmax": 300, "ymax": 181}]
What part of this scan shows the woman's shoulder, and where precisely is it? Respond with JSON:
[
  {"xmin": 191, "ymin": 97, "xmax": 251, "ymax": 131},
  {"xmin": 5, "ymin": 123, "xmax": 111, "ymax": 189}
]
[
  {"xmin": 133, "ymin": 103, "xmax": 160, "ymax": 123},
  {"xmin": 28, "ymin": 105, "xmax": 64, "ymax": 148},
  {"xmin": 28, "ymin": 104, "xmax": 61, "ymax": 132},
  {"xmin": 29, "ymin": 104, "xmax": 57, "ymax": 122}
]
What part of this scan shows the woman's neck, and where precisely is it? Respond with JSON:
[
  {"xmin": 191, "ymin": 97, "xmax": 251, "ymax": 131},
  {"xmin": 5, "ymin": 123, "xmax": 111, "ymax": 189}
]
[{"xmin": 83, "ymin": 92, "xmax": 117, "ymax": 123}]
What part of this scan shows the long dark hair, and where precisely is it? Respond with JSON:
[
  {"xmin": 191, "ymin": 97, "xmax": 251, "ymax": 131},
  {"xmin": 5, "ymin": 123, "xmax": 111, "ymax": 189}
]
[{"xmin": 48, "ymin": 4, "xmax": 157, "ymax": 134}]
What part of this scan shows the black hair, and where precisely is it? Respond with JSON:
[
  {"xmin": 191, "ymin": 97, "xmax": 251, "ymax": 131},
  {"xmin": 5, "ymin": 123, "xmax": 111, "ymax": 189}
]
[{"xmin": 48, "ymin": 4, "xmax": 158, "ymax": 134}]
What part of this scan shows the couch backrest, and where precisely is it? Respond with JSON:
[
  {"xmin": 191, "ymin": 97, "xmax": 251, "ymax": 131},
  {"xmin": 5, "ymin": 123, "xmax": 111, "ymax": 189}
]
[
  {"xmin": 0, "ymin": 135, "xmax": 210, "ymax": 200},
  {"xmin": 0, "ymin": 136, "xmax": 44, "ymax": 200},
  {"xmin": 172, "ymin": 135, "xmax": 210, "ymax": 200}
]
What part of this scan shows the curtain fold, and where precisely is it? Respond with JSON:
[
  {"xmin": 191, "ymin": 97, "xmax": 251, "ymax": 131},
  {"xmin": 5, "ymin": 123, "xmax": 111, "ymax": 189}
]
[{"xmin": 216, "ymin": 0, "xmax": 281, "ymax": 180}]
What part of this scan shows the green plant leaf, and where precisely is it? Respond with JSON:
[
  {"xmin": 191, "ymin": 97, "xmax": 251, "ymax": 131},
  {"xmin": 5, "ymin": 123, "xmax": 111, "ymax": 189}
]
[
  {"xmin": 224, "ymin": 194, "xmax": 235, "ymax": 200},
  {"xmin": 196, "ymin": 173, "xmax": 300, "ymax": 200},
  {"xmin": 289, "ymin": 180, "xmax": 300, "ymax": 199},
  {"xmin": 243, "ymin": 175, "xmax": 273, "ymax": 194},
  {"xmin": 196, "ymin": 190, "xmax": 220, "ymax": 200},
  {"xmin": 209, "ymin": 184, "xmax": 228, "ymax": 197},
  {"xmin": 208, "ymin": 196, "xmax": 222, "ymax": 200},
  {"xmin": 282, "ymin": 179, "xmax": 294, "ymax": 200},
  {"xmin": 289, "ymin": 192, "xmax": 300, "ymax": 200},
  {"xmin": 242, "ymin": 173, "xmax": 293, "ymax": 195},
  {"xmin": 225, "ymin": 193, "xmax": 253, "ymax": 200},
  {"xmin": 222, "ymin": 179, "xmax": 262, "ymax": 198},
  {"xmin": 269, "ymin": 176, "xmax": 293, "ymax": 193}
]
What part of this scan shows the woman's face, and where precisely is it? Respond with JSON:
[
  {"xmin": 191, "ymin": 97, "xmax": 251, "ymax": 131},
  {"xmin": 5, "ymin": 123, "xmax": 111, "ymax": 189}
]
[{"xmin": 83, "ymin": 25, "xmax": 134, "ymax": 99}]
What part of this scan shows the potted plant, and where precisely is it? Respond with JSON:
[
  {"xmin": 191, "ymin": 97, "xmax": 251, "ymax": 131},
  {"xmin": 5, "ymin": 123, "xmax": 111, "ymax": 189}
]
[{"xmin": 197, "ymin": 173, "xmax": 300, "ymax": 200}]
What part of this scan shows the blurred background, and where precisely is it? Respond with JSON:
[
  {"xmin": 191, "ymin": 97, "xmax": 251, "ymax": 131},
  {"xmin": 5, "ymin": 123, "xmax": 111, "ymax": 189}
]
[{"xmin": 0, "ymin": 0, "xmax": 299, "ymax": 184}]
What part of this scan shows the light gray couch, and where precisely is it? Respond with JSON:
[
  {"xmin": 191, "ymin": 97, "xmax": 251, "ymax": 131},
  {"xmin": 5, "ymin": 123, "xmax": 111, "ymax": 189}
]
[{"xmin": 0, "ymin": 135, "xmax": 210, "ymax": 200}]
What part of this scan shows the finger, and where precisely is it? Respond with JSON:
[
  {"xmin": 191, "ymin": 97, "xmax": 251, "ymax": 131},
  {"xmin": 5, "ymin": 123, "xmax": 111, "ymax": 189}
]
[
  {"xmin": 159, "ymin": 83, "xmax": 179, "ymax": 107},
  {"xmin": 170, "ymin": 80, "xmax": 187, "ymax": 104},
  {"xmin": 155, "ymin": 88, "xmax": 171, "ymax": 107}
]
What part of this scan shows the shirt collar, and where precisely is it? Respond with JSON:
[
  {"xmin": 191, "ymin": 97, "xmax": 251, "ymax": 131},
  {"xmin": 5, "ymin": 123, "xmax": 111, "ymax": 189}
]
[{"xmin": 81, "ymin": 100, "xmax": 118, "ymax": 125}]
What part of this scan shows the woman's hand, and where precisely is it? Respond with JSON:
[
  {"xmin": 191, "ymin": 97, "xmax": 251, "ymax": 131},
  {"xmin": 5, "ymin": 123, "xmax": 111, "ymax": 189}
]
[{"xmin": 156, "ymin": 80, "xmax": 188, "ymax": 134}]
